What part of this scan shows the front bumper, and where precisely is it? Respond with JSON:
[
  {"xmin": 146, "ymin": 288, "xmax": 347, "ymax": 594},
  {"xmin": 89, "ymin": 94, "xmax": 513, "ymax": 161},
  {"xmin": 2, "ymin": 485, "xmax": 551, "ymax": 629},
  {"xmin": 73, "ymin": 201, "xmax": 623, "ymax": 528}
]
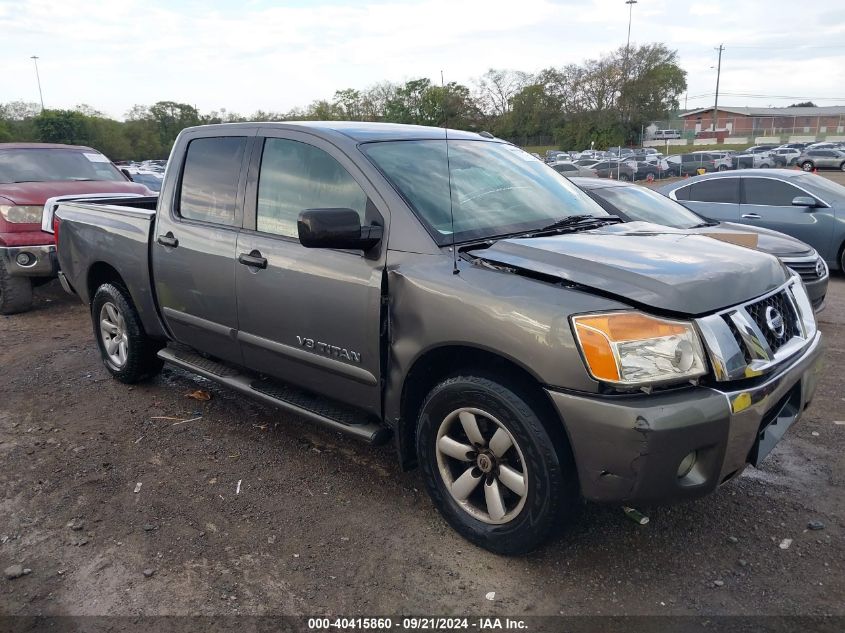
[
  {"xmin": 547, "ymin": 331, "xmax": 823, "ymax": 505},
  {"xmin": 0, "ymin": 244, "xmax": 57, "ymax": 278}
]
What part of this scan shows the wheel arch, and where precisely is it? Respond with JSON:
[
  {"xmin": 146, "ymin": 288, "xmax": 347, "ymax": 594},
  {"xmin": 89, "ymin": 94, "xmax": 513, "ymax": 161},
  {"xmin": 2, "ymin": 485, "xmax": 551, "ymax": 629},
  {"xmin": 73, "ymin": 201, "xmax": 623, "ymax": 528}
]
[
  {"xmin": 86, "ymin": 261, "xmax": 168, "ymax": 339},
  {"xmin": 87, "ymin": 261, "xmax": 127, "ymax": 301},
  {"xmin": 395, "ymin": 344, "xmax": 565, "ymax": 471}
]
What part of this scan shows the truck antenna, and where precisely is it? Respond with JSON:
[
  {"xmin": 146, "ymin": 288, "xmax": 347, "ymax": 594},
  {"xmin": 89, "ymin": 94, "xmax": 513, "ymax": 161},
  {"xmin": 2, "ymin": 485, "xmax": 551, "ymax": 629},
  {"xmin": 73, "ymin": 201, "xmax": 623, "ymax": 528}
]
[{"xmin": 442, "ymin": 70, "xmax": 459, "ymax": 275}]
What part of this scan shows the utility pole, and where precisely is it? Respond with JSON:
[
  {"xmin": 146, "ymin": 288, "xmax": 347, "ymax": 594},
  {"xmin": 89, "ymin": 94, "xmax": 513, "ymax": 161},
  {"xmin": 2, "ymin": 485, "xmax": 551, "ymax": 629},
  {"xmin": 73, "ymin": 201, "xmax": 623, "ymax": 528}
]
[
  {"xmin": 625, "ymin": 0, "xmax": 637, "ymax": 54},
  {"xmin": 30, "ymin": 56, "xmax": 45, "ymax": 111},
  {"xmin": 712, "ymin": 45, "xmax": 724, "ymax": 134}
]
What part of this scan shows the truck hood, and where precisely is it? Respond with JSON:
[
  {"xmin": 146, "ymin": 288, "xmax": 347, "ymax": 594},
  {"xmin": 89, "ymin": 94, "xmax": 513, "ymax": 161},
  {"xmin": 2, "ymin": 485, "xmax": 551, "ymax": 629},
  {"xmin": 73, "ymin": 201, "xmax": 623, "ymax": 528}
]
[
  {"xmin": 0, "ymin": 180, "xmax": 151, "ymax": 205},
  {"xmin": 469, "ymin": 222, "xmax": 790, "ymax": 315}
]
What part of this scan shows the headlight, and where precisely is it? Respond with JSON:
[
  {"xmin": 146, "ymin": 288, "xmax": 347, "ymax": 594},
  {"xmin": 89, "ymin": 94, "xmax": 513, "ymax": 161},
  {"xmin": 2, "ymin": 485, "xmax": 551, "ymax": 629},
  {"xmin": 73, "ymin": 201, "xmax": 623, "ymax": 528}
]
[
  {"xmin": 572, "ymin": 312, "xmax": 707, "ymax": 386},
  {"xmin": 0, "ymin": 205, "xmax": 43, "ymax": 224}
]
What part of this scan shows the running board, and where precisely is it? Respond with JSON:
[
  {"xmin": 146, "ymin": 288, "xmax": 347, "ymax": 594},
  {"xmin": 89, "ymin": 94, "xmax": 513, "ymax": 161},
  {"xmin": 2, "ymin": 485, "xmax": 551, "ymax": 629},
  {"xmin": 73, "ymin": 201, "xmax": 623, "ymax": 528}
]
[{"xmin": 158, "ymin": 347, "xmax": 390, "ymax": 445}]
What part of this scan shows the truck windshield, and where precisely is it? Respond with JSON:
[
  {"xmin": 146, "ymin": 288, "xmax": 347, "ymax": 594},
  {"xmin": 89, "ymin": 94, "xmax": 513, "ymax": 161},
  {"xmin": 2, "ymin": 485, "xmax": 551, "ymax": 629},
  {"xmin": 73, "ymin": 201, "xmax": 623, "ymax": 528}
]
[
  {"xmin": 0, "ymin": 149, "xmax": 125, "ymax": 184},
  {"xmin": 361, "ymin": 140, "xmax": 608, "ymax": 244}
]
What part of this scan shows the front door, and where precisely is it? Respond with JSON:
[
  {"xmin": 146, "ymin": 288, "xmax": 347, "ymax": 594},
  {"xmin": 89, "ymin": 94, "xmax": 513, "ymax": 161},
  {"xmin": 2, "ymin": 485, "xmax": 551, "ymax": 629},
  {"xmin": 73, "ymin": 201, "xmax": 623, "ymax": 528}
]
[
  {"xmin": 152, "ymin": 132, "xmax": 254, "ymax": 365},
  {"xmin": 234, "ymin": 131, "xmax": 388, "ymax": 416}
]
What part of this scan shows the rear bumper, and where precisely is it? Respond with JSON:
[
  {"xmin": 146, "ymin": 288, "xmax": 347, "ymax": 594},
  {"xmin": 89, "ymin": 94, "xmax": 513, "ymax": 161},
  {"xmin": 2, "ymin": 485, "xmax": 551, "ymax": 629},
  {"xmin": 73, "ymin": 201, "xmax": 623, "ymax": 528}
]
[
  {"xmin": 0, "ymin": 244, "xmax": 57, "ymax": 278},
  {"xmin": 547, "ymin": 331, "xmax": 823, "ymax": 505}
]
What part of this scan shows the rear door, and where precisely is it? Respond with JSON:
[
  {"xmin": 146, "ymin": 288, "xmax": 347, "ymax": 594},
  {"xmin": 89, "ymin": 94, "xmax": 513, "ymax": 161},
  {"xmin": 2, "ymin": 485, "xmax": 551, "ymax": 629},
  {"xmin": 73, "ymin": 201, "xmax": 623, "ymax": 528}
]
[
  {"xmin": 675, "ymin": 176, "xmax": 740, "ymax": 221},
  {"xmin": 234, "ymin": 130, "xmax": 388, "ymax": 415},
  {"xmin": 739, "ymin": 175, "xmax": 835, "ymax": 256},
  {"xmin": 152, "ymin": 130, "xmax": 255, "ymax": 364}
]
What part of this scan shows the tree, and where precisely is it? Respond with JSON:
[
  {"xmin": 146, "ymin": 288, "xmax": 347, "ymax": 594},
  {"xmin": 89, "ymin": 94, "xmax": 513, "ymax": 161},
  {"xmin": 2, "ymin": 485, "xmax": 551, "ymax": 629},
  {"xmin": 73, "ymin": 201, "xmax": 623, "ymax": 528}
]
[
  {"xmin": 789, "ymin": 101, "xmax": 816, "ymax": 108},
  {"xmin": 34, "ymin": 110, "xmax": 91, "ymax": 145},
  {"xmin": 475, "ymin": 69, "xmax": 532, "ymax": 117},
  {"xmin": 147, "ymin": 101, "xmax": 201, "ymax": 148}
]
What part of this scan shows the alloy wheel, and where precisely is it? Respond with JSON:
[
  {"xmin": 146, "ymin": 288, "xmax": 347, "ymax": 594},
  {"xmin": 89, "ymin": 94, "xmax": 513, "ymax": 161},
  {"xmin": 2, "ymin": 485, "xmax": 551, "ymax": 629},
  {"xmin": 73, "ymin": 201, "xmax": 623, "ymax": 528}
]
[
  {"xmin": 99, "ymin": 301, "xmax": 128, "ymax": 368},
  {"xmin": 435, "ymin": 407, "xmax": 528, "ymax": 524}
]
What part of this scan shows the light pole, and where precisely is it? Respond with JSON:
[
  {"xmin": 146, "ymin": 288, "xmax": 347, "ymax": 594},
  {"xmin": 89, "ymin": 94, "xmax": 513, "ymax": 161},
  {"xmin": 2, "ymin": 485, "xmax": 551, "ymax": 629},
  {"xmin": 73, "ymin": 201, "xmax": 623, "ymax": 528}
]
[
  {"xmin": 30, "ymin": 55, "xmax": 45, "ymax": 111},
  {"xmin": 625, "ymin": 0, "xmax": 637, "ymax": 53},
  {"xmin": 712, "ymin": 45, "xmax": 724, "ymax": 135}
]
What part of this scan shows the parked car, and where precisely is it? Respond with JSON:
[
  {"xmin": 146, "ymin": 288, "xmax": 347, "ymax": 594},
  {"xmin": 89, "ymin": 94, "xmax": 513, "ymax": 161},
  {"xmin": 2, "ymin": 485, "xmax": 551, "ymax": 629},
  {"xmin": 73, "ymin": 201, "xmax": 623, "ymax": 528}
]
[
  {"xmin": 572, "ymin": 177, "xmax": 828, "ymax": 310},
  {"xmin": 658, "ymin": 169, "xmax": 845, "ymax": 277},
  {"xmin": 731, "ymin": 146, "xmax": 779, "ymax": 169},
  {"xmin": 651, "ymin": 129, "xmax": 682, "ymax": 140},
  {"xmin": 631, "ymin": 161, "xmax": 669, "ymax": 181},
  {"xmin": 796, "ymin": 149, "xmax": 845, "ymax": 172},
  {"xmin": 591, "ymin": 160, "xmax": 636, "ymax": 180},
  {"xmin": 0, "ymin": 142, "xmax": 152, "ymax": 314},
  {"xmin": 770, "ymin": 148, "xmax": 802, "ymax": 167},
  {"xmin": 574, "ymin": 159, "xmax": 601, "ymax": 167},
  {"xmin": 54, "ymin": 122, "xmax": 822, "ymax": 555},
  {"xmin": 123, "ymin": 168, "xmax": 164, "ymax": 192},
  {"xmin": 549, "ymin": 161, "xmax": 597, "ymax": 177},
  {"xmin": 665, "ymin": 153, "xmax": 717, "ymax": 176}
]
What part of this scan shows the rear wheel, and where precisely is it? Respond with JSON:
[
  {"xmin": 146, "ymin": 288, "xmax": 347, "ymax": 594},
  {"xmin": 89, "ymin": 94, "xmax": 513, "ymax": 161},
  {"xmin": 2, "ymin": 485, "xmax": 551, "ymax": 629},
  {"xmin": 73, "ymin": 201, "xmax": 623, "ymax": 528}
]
[
  {"xmin": 92, "ymin": 283, "xmax": 163, "ymax": 383},
  {"xmin": 618, "ymin": 173, "xmax": 630, "ymax": 181},
  {"xmin": 0, "ymin": 260, "xmax": 33, "ymax": 315},
  {"xmin": 802, "ymin": 161, "xmax": 814, "ymax": 172},
  {"xmin": 717, "ymin": 165, "xmax": 728, "ymax": 172},
  {"xmin": 416, "ymin": 375, "xmax": 578, "ymax": 555}
]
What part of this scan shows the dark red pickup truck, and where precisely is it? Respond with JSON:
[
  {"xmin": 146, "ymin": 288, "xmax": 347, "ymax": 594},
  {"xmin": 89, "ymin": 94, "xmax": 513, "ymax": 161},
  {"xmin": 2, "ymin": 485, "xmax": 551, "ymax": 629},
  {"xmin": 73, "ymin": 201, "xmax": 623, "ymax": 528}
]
[{"xmin": 0, "ymin": 143, "xmax": 151, "ymax": 314}]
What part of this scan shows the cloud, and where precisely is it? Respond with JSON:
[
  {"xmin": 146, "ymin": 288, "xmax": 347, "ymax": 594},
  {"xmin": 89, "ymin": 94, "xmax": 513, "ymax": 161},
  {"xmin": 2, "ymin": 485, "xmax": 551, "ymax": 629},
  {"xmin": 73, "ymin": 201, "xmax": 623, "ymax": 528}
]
[{"xmin": 0, "ymin": 0, "xmax": 842, "ymax": 118}]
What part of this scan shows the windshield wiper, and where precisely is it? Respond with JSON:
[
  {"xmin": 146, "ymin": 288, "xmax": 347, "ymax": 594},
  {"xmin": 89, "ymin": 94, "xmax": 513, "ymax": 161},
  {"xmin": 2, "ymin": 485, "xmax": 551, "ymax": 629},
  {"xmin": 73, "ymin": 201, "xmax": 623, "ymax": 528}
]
[
  {"xmin": 689, "ymin": 220, "xmax": 719, "ymax": 228},
  {"xmin": 536, "ymin": 214, "xmax": 621, "ymax": 232}
]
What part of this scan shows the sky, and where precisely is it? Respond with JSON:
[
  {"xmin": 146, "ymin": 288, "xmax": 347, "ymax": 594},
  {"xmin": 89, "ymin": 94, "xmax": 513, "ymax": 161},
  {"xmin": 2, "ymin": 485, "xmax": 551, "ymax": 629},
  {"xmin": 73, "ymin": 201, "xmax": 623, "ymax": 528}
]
[{"xmin": 1, "ymin": 0, "xmax": 844, "ymax": 120}]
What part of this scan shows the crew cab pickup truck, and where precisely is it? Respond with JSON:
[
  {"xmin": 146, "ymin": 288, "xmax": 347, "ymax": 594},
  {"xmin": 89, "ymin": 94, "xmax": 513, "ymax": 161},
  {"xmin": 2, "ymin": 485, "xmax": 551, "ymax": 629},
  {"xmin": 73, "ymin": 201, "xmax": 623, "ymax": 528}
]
[
  {"xmin": 0, "ymin": 143, "xmax": 151, "ymax": 314},
  {"xmin": 55, "ymin": 123, "xmax": 823, "ymax": 554}
]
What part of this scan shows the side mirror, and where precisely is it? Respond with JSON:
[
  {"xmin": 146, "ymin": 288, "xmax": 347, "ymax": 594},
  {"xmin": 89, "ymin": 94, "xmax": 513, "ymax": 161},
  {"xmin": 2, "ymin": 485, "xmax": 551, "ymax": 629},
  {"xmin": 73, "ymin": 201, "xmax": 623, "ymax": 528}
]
[
  {"xmin": 121, "ymin": 168, "xmax": 134, "ymax": 181},
  {"xmin": 791, "ymin": 196, "xmax": 816, "ymax": 208},
  {"xmin": 297, "ymin": 208, "xmax": 383, "ymax": 251}
]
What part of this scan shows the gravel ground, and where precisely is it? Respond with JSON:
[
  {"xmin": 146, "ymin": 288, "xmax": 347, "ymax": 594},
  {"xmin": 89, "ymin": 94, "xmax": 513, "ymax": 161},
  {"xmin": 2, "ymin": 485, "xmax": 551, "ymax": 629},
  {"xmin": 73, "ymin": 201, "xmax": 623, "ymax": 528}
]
[{"xmin": 1, "ymin": 267, "xmax": 843, "ymax": 621}]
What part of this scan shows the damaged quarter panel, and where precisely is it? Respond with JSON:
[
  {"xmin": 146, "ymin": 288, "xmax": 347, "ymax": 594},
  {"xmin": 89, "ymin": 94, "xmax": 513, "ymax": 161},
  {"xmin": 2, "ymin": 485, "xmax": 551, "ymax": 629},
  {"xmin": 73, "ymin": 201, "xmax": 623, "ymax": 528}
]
[{"xmin": 384, "ymin": 251, "xmax": 632, "ymax": 423}]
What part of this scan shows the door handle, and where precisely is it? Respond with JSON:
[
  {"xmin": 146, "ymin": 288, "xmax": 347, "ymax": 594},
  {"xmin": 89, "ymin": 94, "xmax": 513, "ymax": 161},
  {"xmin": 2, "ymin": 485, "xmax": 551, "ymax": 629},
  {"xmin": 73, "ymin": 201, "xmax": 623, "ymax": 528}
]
[
  {"xmin": 238, "ymin": 250, "xmax": 267, "ymax": 269},
  {"xmin": 157, "ymin": 232, "xmax": 179, "ymax": 248},
  {"xmin": 741, "ymin": 213, "xmax": 762, "ymax": 219}
]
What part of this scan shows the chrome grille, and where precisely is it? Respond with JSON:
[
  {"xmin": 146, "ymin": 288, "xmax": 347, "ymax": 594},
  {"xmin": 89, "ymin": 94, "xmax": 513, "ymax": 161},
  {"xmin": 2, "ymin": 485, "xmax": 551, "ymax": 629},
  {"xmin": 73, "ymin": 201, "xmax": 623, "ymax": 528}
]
[
  {"xmin": 743, "ymin": 290, "xmax": 801, "ymax": 353},
  {"xmin": 696, "ymin": 280, "xmax": 817, "ymax": 382},
  {"xmin": 785, "ymin": 258, "xmax": 824, "ymax": 282}
]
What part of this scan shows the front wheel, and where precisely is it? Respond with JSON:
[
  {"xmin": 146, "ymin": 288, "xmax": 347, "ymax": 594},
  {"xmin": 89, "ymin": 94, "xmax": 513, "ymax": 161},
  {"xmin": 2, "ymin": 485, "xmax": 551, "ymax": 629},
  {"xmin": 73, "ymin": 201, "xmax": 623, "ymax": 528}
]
[
  {"xmin": 717, "ymin": 165, "xmax": 728, "ymax": 172},
  {"xmin": 416, "ymin": 375, "xmax": 578, "ymax": 555},
  {"xmin": 92, "ymin": 283, "xmax": 163, "ymax": 383},
  {"xmin": 618, "ymin": 173, "xmax": 630, "ymax": 181},
  {"xmin": 802, "ymin": 161, "xmax": 814, "ymax": 172},
  {"xmin": 840, "ymin": 162, "xmax": 845, "ymax": 172}
]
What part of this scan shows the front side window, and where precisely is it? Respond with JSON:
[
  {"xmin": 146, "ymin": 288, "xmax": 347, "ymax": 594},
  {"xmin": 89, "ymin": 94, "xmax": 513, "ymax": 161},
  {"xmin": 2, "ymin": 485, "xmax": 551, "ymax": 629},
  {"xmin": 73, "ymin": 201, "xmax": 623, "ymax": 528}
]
[
  {"xmin": 179, "ymin": 137, "xmax": 246, "ymax": 226},
  {"xmin": 743, "ymin": 178, "xmax": 802, "ymax": 206},
  {"xmin": 688, "ymin": 178, "xmax": 739, "ymax": 203},
  {"xmin": 362, "ymin": 140, "xmax": 607, "ymax": 244},
  {"xmin": 256, "ymin": 138, "xmax": 367, "ymax": 238}
]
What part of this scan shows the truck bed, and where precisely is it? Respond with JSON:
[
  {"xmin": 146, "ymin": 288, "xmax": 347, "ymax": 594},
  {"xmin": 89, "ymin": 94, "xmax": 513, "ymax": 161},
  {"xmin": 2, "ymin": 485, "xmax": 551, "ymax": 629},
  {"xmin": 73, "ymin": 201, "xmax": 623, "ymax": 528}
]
[{"xmin": 55, "ymin": 200, "xmax": 165, "ymax": 338}]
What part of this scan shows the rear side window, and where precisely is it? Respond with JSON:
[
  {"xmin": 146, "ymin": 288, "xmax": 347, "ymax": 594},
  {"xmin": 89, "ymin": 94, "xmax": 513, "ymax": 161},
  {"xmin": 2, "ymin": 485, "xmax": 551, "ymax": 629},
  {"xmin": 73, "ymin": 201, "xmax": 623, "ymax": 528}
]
[
  {"xmin": 672, "ymin": 185, "xmax": 690, "ymax": 201},
  {"xmin": 688, "ymin": 178, "xmax": 739, "ymax": 203},
  {"xmin": 179, "ymin": 137, "xmax": 247, "ymax": 226},
  {"xmin": 256, "ymin": 138, "xmax": 367, "ymax": 238},
  {"xmin": 743, "ymin": 178, "xmax": 803, "ymax": 206}
]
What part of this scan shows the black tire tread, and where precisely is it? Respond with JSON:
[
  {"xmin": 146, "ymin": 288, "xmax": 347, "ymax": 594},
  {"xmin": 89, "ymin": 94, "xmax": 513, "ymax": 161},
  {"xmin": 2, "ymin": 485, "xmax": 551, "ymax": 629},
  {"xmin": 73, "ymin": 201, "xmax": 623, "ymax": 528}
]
[
  {"xmin": 92, "ymin": 283, "xmax": 163, "ymax": 383},
  {"xmin": 416, "ymin": 374, "xmax": 577, "ymax": 555}
]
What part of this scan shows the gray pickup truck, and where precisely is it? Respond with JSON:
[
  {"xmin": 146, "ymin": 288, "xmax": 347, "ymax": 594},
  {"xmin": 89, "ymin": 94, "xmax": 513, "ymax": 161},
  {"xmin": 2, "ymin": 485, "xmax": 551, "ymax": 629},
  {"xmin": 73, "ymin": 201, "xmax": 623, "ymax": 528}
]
[{"xmin": 55, "ymin": 122, "xmax": 823, "ymax": 554}]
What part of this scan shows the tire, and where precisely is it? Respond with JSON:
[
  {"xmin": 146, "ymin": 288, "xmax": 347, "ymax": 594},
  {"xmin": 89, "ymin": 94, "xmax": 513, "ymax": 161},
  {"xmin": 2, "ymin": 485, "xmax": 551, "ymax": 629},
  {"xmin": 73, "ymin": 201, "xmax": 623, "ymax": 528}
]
[
  {"xmin": 416, "ymin": 375, "xmax": 578, "ymax": 555},
  {"xmin": 0, "ymin": 259, "xmax": 33, "ymax": 315},
  {"xmin": 717, "ymin": 165, "xmax": 728, "ymax": 172},
  {"xmin": 840, "ymin": 162, "xmax": 845, "ymax": 172},
  {"xmin": 618, "ymin": 173, "xmax": 630, "ymax": 182},
  {"xmin": 91, "ymin": 283, "xmax": 163, "ymax": 383},
  {"xmin": 802, "ymin": 161, "xmax": 814, "ymax": 172}
]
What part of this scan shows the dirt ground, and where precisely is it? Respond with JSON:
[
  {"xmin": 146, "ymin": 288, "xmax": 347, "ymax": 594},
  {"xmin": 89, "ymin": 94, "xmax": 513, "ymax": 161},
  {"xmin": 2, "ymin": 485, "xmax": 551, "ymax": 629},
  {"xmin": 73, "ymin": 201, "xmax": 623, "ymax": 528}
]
[{"xmin": 1, "ymin": 274, "xmax": 844, "ymax": 621}]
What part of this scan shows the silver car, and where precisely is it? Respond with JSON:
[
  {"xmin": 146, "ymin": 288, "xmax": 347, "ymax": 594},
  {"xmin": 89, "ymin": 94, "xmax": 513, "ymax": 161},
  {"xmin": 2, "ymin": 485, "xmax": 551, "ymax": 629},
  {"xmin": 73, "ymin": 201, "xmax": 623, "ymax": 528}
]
[
  {"xmin": 796, "ymin": 149, "xmax": 845, "ymax": 172},
  {"xmin": 657, "ymin": 169, "xmax": 845, "ymax": 276},
  {"xmin": 548, "ymin": 161, "xmax": 597, "ymax": 177}
]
